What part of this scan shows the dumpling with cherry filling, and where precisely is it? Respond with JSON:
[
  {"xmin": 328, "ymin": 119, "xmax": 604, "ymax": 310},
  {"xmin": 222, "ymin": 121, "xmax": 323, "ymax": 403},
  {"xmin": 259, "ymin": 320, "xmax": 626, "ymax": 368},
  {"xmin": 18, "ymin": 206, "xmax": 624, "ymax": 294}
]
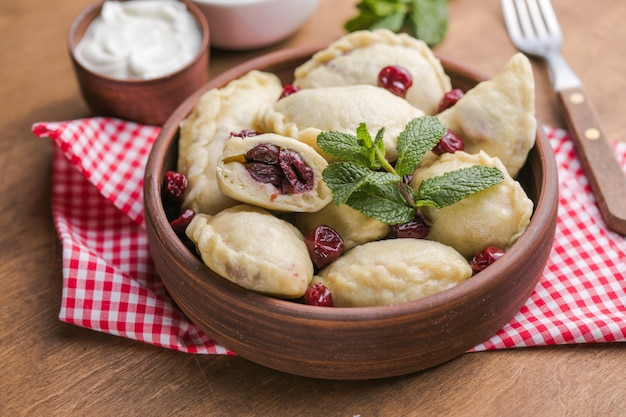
[
  {"xmin": 437, "ymin": 53, "xmax": 536, "ymax": 178},
  {"xmin": 178, "ymin": 70, "xmax": 283, "ymax": 215},
  {"xmin": 186, "ymin": 205, "xmax": 314, "ymax": 298},
  {"xmin": 314, "ymin": 239, "xmax": 472, "ymax": 307},
  {"xmin": 410, "ymin": 150, "xmax": 533, "ymax": 259},
  {"xmin": 292, "ymin": 28, "xmax": 451, "ymax": 115},
  {"xmin": 262, "ymin": 84, "xmax": 423, "ymax": 162},
  {"xmin": 216, "ymin": 133, "xmax": 332, "ymax": 212}
]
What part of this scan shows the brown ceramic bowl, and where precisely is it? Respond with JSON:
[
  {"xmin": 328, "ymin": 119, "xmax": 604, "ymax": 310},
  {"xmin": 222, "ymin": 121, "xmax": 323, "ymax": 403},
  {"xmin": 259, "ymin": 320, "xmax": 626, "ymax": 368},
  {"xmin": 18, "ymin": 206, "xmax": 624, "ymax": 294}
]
[
  {"xmin": 68, "ymin": 0, "xmax": 210, "ymax": 126},
  {"xmin": 144, "ymin": 45, "xmax": 559, "ymax": 380}
]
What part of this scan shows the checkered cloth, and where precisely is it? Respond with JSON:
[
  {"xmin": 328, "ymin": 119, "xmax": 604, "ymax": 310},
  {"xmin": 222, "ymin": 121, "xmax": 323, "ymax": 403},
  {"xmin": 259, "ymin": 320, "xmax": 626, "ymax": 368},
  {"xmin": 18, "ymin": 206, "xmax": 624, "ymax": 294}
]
[{"xmin": 32, "ymin": 118, "xmax": 626, "ymax": 354}]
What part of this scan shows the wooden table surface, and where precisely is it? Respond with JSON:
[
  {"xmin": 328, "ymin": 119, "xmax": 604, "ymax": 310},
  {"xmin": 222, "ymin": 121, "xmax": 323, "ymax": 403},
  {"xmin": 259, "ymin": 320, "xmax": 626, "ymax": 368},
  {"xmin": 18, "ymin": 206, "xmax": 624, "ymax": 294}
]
[{"xmin": 2, "ymin": 0, "xmax": 625, "ymax": 415}]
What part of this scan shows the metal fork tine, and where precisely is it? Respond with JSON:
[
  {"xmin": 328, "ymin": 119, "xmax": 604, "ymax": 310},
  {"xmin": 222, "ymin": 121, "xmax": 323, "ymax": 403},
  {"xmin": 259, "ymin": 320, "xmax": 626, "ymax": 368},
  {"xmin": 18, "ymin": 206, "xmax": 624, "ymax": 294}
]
[
  {"xmin": 537, "ymin": 0, "xmax": 563, "ymax": 41},
  {"xmin": 513, "ymin": 0, "xmax": 535, "ymax": 39},
  {"xmin": 525, "ymin": 0, "xmax": 548, "ymax": 38},
  {"xmin": 501, "ymin": 0, "xmax": 523, "ymax": 43}
]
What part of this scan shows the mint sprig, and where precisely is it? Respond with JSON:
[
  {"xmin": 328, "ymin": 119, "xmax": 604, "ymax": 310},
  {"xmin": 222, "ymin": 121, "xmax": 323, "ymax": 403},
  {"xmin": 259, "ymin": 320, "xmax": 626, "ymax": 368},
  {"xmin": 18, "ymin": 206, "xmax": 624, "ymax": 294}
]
[
  {"xmin": 344, "ymin": 0, "xmax": 449, "ymax": 47},
  {"xmin": 318, "ymin": 116, "xmax": 505, "ymax": 225}
]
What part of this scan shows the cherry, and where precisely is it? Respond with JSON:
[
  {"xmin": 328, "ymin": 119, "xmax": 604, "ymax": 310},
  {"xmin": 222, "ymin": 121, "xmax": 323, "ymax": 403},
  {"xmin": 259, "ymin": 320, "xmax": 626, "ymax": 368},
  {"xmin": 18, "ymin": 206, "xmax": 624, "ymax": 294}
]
[
  {"xmin": 432, "ymin": 129, "xmax": 464, "ymax": 155},
  {"xmin": 245, "ymin": 143, "xmax": 280, "ymax": 164},
  {"xmin": 303, "ymin": 282, "xmax": 334, "ymax": 307},
  {"xmin": 378, "ymin": 65, "xmax": 413, "ymax": 98},
  {"xmin": 279, "ymin": 150, "xmax": 314, "ymax": 194},
  {"xmin": 280, "ymin": 84, "xmax": 301, "ymax": 99},
  {"xmin": 242, "ymin": 143, "xmax": 314, "ymax": 194},
  {"xmin": 471, "ymin": 246, "xmax": 505, "ymax": 274},
  {"xmin": 437, "ymin": 88, "xmax": 465, "ymax": 112},
  {"xmin": 162, "ymin": 171, "xmax": 188, "ymax": 204},
  {"xmin": 245, "ymin": 162, "xmax": 284, "ymax": 188},
  {"xmin": 304, "ymin": 225, "xmax": 344, "ymax": 269},
  {"xmin": 170, "ymin": 209, "xmax": 195, "ymax": 235},
  {"xmin": 389, "ymin": 211, "xmax": 431, "ymax": 239}
]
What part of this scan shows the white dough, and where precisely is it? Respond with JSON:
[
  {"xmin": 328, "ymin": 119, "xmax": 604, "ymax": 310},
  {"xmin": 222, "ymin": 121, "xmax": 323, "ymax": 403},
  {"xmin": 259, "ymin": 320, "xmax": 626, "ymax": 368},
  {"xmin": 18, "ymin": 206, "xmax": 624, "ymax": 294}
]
[
  {"xmin": 437, "ymin": 53, "xmax": 536, "ymax": 178},
  {"xmin": 410, "ymin": 150, "xmax": 534, "ymax": 259},
  {"xmin": 293, "ymin": 28, "xmax": 451, "ymax": 114},
  {"xmin": 315, "ymin": 239, "xmax": 472, "ymax": 307},
  {"xmin": 291, "ymin": 203, "xmax": 389, "ymax": 251},
  {"xmin": 262, "ymin": 84, "xmax": 424, "ymax": 162},
  {"xmin": 186, "ymin": 206, "xmax": 314, "ymax": 298},
  {"xmin": 178, "ymin": 70, "xmax": 284, "ymax": 215}
]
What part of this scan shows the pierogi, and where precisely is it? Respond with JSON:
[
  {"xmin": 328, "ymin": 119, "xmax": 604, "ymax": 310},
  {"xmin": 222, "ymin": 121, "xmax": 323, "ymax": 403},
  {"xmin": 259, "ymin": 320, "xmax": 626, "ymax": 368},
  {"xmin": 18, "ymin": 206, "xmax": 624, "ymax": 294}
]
[
  {"xmin": 186, "ymin": 205, "xmax": 313, "ymax": 298},
  {"xmin": 437, "ymin": 53, "xmax": 536, "ymax": 178},
  {"xmin": 410, "ymin": 151, "xmax": 534, "ymax": 259},
  {"xmin": 291, "ymin": 203, "xmax": 389, "ymax": 251},
  {"xmin": 262, "ymin": 84, "xmax": 424, "ymax": 162},
  {"xmin": 178, "ymin": 70, "xmax": 284, "ymax": 215},
  {"xmin": 174, "ymin": 29, "xmax": 539, "ymax": 306},
  {"xmin": 293, "ymin": 28, "xmax": 451, "ymax": 115},
  {"xmin": 314, "ymin": 239, "xmax": 472, "ymax": 307},
  {"xmin": 216, "ymin": 133, "xmax": 332, "ymax": 212}
]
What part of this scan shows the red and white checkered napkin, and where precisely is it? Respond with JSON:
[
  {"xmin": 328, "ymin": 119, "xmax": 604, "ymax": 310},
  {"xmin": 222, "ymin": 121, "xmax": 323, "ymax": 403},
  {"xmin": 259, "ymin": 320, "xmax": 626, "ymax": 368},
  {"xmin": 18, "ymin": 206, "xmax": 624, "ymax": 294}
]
[{"xmin": 32, "ymin": 117, "xmax": 626, "ymax": 354}]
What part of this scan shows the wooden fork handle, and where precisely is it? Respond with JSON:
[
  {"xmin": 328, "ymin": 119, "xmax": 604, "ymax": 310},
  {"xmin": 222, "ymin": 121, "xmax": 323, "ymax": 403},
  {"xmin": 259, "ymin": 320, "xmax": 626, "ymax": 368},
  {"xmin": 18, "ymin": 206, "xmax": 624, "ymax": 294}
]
[{"xmin": 557, "ymin": 86, "xmax": 626, "ymax": 235}]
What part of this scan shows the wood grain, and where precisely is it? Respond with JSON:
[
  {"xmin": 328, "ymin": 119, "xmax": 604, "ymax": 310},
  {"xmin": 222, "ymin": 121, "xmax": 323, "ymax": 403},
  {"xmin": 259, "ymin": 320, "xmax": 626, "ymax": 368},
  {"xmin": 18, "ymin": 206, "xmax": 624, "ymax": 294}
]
[
  {"xmin": 557, "ymin": 86, "xmax": 626, "ymax": 235},
  {"xmin": 1, "ymin": 0, "xmax": 625, "ymax": 415}
]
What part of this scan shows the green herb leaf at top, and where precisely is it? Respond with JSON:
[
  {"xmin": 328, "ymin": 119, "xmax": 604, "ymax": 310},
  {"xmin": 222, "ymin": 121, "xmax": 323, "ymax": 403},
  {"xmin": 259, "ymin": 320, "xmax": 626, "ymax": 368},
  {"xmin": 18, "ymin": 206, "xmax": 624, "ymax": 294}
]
[
  {"xmin": 394, "ymin": 116, "xmax": 447, "ymax": 176},
  {"xmin": 415, "ymin": 165, "xmax": 505, "ymax": 209},
  {"xmin": 408, "ymin": 0, "xmax": 449, "ymax": 47},
  {"xmin": 344, "ymin": 0, "xmax": 449, "ymax": 47}
]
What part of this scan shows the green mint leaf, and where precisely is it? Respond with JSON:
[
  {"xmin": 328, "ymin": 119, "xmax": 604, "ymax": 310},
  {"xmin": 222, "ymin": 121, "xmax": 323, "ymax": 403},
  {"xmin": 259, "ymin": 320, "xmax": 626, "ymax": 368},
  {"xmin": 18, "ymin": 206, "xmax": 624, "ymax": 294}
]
[
  {"xmin": 344, "ymin": 0, "xmax": 449, "ymax": 47},
  {"xmin": 323, "ymin": 162, "xmax": 401, "ymax": 205},
  {"xmin": 346, "ymin": 183, "xmax": 416, "ymax": 225},
  {"xmin": 344, "ymin": 11, "xmax": 379, "ymax": 32},
  {"xmin": 408, "ymin": 0, "xmax": 449, "ymax": 47},
  {"xmin": 415, "ymin": 165, "xmax": 505, "ymax": 208},
  {"xmin": 369, "ymin": 10, "xmax": 407, "ymax": 32},
  {"xmin": 317, "ymin": 131, "xmax": 372, "ymax": 167},
  {"xmin": 394, "ymin": 116, "xmax": 447, "ymax": 176}
]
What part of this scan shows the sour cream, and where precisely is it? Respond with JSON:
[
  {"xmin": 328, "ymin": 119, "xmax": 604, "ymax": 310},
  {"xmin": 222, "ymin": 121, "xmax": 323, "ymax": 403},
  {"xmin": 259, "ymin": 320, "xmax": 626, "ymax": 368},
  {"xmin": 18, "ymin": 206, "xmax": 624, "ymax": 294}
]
[{"xmin": 74, "ymin": 0, "xmax": 203, "ymax": 80}]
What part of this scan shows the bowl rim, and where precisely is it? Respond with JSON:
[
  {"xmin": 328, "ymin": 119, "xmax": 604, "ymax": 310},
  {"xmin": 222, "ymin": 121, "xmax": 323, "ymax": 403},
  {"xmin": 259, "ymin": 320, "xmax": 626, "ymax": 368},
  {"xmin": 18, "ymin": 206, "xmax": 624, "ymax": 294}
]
[
  {"xmin": 145, "ymin": 45, "xmax": 559, "ymax": 322},
  {"xmin": 67, "ymin": 0, "xmax": 210, "ymax": 84}
]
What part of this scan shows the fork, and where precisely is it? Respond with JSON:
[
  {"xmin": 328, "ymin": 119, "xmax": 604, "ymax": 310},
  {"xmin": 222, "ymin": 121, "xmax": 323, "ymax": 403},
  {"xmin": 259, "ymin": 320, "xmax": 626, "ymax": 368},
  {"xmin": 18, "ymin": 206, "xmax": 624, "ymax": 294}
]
[{"xmin": 502, "ymin": 0, "xmax": 626, "ymax": 235}]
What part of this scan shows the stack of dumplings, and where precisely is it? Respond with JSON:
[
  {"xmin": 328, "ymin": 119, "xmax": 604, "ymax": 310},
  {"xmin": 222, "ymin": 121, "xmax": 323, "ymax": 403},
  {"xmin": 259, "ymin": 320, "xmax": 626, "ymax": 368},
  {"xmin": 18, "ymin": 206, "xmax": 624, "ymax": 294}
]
[{"xmin": 178, "ymin": 29, "xmax": 537, "ymax": 307}]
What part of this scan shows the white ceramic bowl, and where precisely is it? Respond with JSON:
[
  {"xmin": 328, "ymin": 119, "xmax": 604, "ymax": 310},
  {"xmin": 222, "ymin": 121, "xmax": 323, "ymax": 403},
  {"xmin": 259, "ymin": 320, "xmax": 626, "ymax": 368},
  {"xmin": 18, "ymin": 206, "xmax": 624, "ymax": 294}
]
[{"xmin": 192, "ymin": 0, "xmax": 319, "ymax": 50}]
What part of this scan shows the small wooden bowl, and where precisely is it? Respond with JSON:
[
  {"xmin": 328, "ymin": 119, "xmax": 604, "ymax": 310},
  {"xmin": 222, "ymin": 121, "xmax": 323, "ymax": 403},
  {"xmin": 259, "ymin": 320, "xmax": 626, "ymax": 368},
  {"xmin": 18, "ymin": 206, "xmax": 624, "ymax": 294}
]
[
  {"xmin": 144, "ymin": 46, "xmax": 559, "ymax": 380},
  {"xmin": 68, "ymin": 0, "xmax": 210, "ymax": 126}
]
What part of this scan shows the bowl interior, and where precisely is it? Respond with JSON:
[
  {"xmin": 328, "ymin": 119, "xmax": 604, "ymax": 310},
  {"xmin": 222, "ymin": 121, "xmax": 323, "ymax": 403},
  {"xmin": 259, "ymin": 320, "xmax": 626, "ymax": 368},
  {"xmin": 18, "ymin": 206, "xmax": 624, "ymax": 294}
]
[{"xmin": 144, "ymin": 46, "xmax": 559, "ymax": 379}]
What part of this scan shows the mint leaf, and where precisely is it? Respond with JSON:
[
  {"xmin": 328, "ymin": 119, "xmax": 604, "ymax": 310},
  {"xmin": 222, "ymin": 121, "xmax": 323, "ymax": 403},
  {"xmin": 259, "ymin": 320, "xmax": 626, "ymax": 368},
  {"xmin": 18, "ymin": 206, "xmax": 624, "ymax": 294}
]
[
  {"xmin": 323, "ymin": 162, "xmax": 401, "ymax": 205},
  {"xmin": 369, "ymin": 10, "xmax": 406, "ymax": 32},
  {"xmin": 408, "ymin": 0, "xmax": 449, "ymax": 47},
  {"xmin": 317, "ymin": 131, "xmax": 372, "ymax": 167},
  {"xmin": 394, "ymin": 116, "xmax": 446, "ymax": 176},
  {"xmin": 355, "ymin": 123, "xmax": 385, "ymax": 169},
  {"xmin": 344, "ymin": 0, "xmax": 449, "ymax": 47},
  {"xmin": 415, "ymin": 165, "xmax": 505, "ymax": 208},
  {"xmin": 346, "ymin": 183, "xmax": 416, "ymax": 225}
]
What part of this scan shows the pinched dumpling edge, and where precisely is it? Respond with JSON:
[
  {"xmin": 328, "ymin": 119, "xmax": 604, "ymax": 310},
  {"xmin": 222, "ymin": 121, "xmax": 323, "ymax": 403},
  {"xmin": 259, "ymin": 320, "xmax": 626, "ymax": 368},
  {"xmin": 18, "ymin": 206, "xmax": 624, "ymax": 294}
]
[
  {"xmin": 437, "ymin": 53, "xmax": 536, "ymax": 178},
  {"xmin": 314, "ymin": 238, "xmax": 472, "ymax": 307},
  {"xmin": 261, "ymin": 84, "xmax": 424, "ymax": 162},
  {"xmin": 410, "ymin": 150, "xmax": 534, "ymax": 259},
  {"xmin": 186, "ymin": 205, "xmax": 314, "ymax": 298},
  {"xmin": 293, "ymin": 28, "xmax": 451, "ymax": 114},
  {"xmin": 178, "ymin": 70, "xmax": 284, "ymax": 215}
]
